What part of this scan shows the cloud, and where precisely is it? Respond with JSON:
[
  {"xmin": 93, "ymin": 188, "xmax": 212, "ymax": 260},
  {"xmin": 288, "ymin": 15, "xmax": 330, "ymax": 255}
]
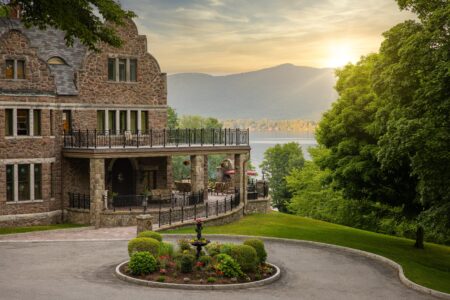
[{"xmin": 122, "ymin": 0, "xmax": 416, "ymax": 74}]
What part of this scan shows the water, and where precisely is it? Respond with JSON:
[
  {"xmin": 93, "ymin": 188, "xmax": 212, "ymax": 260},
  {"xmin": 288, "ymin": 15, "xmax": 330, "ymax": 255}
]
[{"xmin": 249, "ymin": 131, "xmax": 317, "ymax": 178}]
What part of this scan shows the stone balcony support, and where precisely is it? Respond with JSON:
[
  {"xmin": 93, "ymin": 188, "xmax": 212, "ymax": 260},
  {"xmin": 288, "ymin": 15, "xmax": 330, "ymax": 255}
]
[
  {"xmin": 190, "ymin": 155, "xmax": 208, "ymax": 199},
  {"xmin": 234, "ymin": 153, "xmax": 247, "ymax": 205},
  {"xmin": 89, "ymin": 158, "xmax": 105, "ymax": 228}
]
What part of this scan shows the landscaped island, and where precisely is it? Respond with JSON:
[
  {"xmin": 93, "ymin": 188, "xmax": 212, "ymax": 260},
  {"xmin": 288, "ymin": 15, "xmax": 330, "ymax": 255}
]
[{"xmin": 118, "ymin": 221, "xmax": 277, "ymax": 287}]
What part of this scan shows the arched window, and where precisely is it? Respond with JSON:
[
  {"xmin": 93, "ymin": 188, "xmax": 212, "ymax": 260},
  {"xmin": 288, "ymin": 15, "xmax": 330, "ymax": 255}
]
[{"xmin": 47, "ymin": 57, "xmax": 67, "ymax": 65}]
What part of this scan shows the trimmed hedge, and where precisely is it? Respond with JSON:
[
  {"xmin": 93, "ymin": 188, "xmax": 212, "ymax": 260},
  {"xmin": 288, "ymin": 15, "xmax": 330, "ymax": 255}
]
[
  {"xmin": 159, "ymin": 242, "xmax": 174, "ymax": 257},
  {"xmin": 129, "ymin": 252, "xmax": 157, "ymax": 275},
  {"xmin": 180, "ymin": 253, "xmax": 195, "ymax": 273},
  {"xmin": 230, "ymin": 244, "xmax": 258, "ymax": 272},
  {"xmin": 215, "ymin": 254, "xmax": 244, "ymax": 278},
  {"xmin": 137, "ymin": 230, "xmax": 162, "ymax": 242},
  {"xmin": 128, "ymin": 237, "xmax": 160, "ymax": 257},
  {"xmin": 244, "ymin": 239, "xmax": 267, "ymax": 263}
]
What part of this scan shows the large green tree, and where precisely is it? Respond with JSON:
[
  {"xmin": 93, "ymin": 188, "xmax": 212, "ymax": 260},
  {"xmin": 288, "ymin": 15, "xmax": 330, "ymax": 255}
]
[
  {"xmin": 260, "ymin": 142, "xmax": 304, "ymax": 212},
  {"xmin": 0, "ymin": 0, "xmax": 135, "ymax": 51},
  {"xmin": 316, "ymin": 55, "xmax": 418, "ymax": 212}
]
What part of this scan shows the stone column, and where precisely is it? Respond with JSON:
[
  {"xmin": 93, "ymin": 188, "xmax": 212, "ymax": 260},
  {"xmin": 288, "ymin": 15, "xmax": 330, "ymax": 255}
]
[
  {"xmin": 203, "ymin": 155, "xmax": 209, "ymax": 200},
  {"xmin": 136, "ymin": 214, "xmax": 153, "ymax": 235},
  {"xmin": 234, "ymin": 153, "xmax": 246, "ymax": 205},
  {"xmin": 190, "ymin": 155, "xmax": 205, "ymax": 197},
  {"xmin": 89, "ymin": 158, "xmax": 105, "ymax": 228}
]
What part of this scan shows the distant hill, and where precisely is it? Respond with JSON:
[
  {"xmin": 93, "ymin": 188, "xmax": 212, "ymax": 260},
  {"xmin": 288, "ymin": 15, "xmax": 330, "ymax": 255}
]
[{"xmin": 167, "ymin": 64, "xmax": 337, "ymax": 121}]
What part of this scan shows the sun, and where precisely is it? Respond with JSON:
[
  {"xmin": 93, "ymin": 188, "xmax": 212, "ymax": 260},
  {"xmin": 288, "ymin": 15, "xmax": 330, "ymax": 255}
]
[{"xmin": 326, "ymin": 43, "xmax": 356, "ymax": 68}]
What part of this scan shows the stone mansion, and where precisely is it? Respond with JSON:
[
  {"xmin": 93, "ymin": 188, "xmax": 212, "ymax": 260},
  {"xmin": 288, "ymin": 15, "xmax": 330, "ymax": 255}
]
[{"xmin": 0, "ymin": 16, "xmax": 255, "ymax": 228}]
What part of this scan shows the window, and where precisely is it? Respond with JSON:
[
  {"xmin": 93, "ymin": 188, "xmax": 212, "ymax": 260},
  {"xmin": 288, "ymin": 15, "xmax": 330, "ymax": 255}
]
[
  {"xmin": 34, "ymin": 164, "xmax": 42, "ymax": 200},
  {"xmin": 6, "ymin": 165, "xmax": 14, "ymax": 202},
  {"xmin": 130, "ymin": 111, "xmax": 138, "ymax": 133},
  {"xmin": 107, "ymin": 58, "xmax": 138, "ymax": 82},
  {"xmin": 141, "ymin": 111, "xmax": 148, "ymax": 133},
  {"xmin": 50, "ymin": 163, "xmax": 55, "ymax": 198},
  {"xmin": 17, "ymin": 109, "xmax": 29, "ymax": 135},
  {"xmin": 108, "ymin": 58, "xmax": 116, "ymax": 81},
  {"xmin": 5, "ymin": 60, "xmax": 14, "ymax": 79},
  {"xmin": 47, "ymin": 57, "xmax": 66, "ymax": 65},
  {"xmin": 120, "ymin": 110, "xmax": 127, "ymax": 132},
  {"xmin": 108, "ymin": 111, "xmax": 116, "ymax": 132},
  {"xmin": 119, "ymin": 59, "xmax": 126, "ymax": 81},
  {"xmin": 130, "ymin": 59, "xmax": 137, "ymax": 82},
  {"xmin": 33, "ymin": 110, "xmax": 41, "ymax": 136},
  {"xmin": 5, "ymin": 109, "xmax": 13, "ymax": 136},
  {"xmin": 97, "ymin": 110, "xmax": 106, "ymax": 131},
  {"xmin": 50, "ymin": 110, "xmax": 54, "ymax": 136},
  {"xmin": 5, "ymin": 59, "xmax": 25, "ymax": 79},
  {"xmin": 18, "ymin": 164, "xmax": 30, "ymax": 201},
  {"xmin": 62, "ymin": 110, "xmax": 72, "ymax": 133}
]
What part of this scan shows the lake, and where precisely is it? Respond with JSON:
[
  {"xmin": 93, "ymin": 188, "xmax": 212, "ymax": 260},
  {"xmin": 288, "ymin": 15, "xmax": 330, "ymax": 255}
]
[{"xmin": 249, "ymin": 131, "xmax": 317, "ymax": 178}]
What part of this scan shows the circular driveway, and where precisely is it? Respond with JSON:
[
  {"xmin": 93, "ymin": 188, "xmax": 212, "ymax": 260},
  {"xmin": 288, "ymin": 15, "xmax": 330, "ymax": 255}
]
[{"xmin": 0, "ymin": 235, "xmax": 434, "ymax": 300}]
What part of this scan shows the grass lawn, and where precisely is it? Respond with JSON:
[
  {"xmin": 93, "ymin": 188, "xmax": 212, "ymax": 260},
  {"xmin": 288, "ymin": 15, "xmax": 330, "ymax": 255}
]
[
  {"xmin": 0, "ymin": 223, "xmax": 86, "ymax": 235},
  {"xmin": 164, "ymin": 211, "xmax": 450, "ymax": 294}
]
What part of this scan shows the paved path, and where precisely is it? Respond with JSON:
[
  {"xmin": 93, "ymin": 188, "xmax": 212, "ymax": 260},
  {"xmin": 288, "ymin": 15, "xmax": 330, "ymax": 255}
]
[{"xmin": 0, "ymin": 230, "xmax": 435, "ymax": 300}]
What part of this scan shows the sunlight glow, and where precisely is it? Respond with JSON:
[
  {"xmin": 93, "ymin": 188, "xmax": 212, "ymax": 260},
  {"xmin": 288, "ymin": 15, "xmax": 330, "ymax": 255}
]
[{"xmin": 326, "ymin": 43, "xmax": 358, "ymax": 68}]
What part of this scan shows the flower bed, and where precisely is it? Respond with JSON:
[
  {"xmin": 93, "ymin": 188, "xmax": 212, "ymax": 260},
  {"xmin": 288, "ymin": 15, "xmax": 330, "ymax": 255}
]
[{"xmin": 119, "ymin": 223, "xmax": 278, "ymax": 287}]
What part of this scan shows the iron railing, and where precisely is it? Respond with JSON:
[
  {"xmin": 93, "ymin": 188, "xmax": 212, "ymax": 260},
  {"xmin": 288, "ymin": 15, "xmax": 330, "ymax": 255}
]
[
  {"xmin": 63, "ymin": 128, "xmax": 249, "ymax": 149},
  {"xmin": 156, "ymin": 191, "xmax": 240, "ymax": 228},
  {"xmin": 68, "ymin": 192, "xmax": 90, "ymax": 209},
  {"xmin": 247, "ymin": 179, "xmax": 269, "ymax": 200},
  {"xmin": 110, "ymin": 191, "xmax": 205, "ymax": 212}
]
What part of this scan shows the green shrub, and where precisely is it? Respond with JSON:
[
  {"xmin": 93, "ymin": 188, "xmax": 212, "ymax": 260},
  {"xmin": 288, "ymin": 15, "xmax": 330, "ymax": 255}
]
[
  {"xmin": 207, "ymin": 277, "xmax": 217, "ymax": 283},
  {"xmin": 177, "ymin": 239, "xmax": 192, "ymax": 251},
  {"xmin": 129, "ymin": 252, "xmax": 157, "ymax": 275},
  {"xmin": 230, "ymin": 244, "xmax": 258, "ymax": 272},
  {"xmin": 159, "ymin": 242, "xmax": 174, "ymax": 257},
  {"xmin": 157, "ymin": 276, "xmax": 166, "ymax": 282},
  {"xmin": 128, "ymin": 237, "xmax": 160, "ymax": 257},
  {"xmin": 137, "ymin": 230, "xmax": 162, "ymax": 242},
  {"xmin": 198, "ymin": 255, "xmax": 212, "ymax": 266},
  {"xmin": 219, "ymin": 243, "xmax": 234, "ymax": 256},
  {"xmin": 179, "ymin": 254, "xmax": 195, "ymax": 273},
  {"xmin": 205, "ymin": 242, "xmax": 221, "ymax": 256},
  {"xmin": 243, "ymin": 239, "xmax": 267, "ymax": 263},
  {"xmin": 215, "ymin": 254, "xmax": 244, "ymax": 278}
]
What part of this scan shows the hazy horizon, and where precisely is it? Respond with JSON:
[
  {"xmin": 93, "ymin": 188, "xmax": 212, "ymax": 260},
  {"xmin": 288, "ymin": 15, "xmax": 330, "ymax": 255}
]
[{"xmin": 120, "ymin": 0, "xmax": 415, "ymax": 74}]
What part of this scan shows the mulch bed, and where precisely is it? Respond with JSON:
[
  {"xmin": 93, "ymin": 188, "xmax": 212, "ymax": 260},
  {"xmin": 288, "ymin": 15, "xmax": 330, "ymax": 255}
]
[{"xmin": 120, "ymin": 263, "xmax": 276, "ymax": 284}]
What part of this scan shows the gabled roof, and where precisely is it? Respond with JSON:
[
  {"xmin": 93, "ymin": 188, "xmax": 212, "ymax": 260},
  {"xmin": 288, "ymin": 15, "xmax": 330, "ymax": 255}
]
[{"xmin": 0, "ymin": 19, "xmax": 87, "ymax": 95}]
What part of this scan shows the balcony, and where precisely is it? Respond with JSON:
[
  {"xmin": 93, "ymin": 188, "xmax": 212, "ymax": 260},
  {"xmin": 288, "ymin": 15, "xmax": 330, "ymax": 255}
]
[{"xmin": 62, "ymin": 128, "xmax": 251, "ymax": 158}]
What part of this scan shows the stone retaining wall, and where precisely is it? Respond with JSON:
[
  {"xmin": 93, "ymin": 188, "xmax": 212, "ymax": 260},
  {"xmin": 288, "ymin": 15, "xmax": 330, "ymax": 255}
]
[
  {"xmin": 245, "ymin": 198, "xmax": 271, "ymax": 214},
  {"xmin": 0, "ymin": 210, "xmax": 62, "ymax": 227}
]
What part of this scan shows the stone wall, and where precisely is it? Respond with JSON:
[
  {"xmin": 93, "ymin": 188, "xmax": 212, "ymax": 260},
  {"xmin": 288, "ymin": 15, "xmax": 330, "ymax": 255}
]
[
  {"xmin": 0, "ymin": 210, "xmax": 62, "ymax": 227},
  {"xmin": 245, "ymin": 199, "xmax": 271, "ymax": 214},
  {"xmin": 65, "ymin": 208, "xmax": 90, "ymax": 225}
]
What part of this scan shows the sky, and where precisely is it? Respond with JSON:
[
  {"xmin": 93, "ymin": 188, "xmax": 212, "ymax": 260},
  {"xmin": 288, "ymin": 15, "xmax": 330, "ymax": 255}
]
[{"xmin": 120, "ymin": 0, "xmax": 415, "ymax": 74}]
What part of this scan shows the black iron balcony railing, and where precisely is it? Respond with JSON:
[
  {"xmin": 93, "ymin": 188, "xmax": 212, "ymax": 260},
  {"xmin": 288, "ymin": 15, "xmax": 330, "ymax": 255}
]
[{"xmin": 63, "ymin": 128, "xmax": 249, "ymax": 149}]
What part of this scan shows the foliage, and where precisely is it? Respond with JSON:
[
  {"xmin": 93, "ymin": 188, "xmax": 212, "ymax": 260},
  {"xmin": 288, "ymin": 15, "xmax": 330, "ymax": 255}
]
[
  {"xmin": 129, "ymin": 252, "xmax": 157, "ymax": 275},
  {"xmin": 159, "ymin": 242, "xmax": 174, "ymax": 257},
  {"xmin": 156, "ymin": 276, "xmax": 166, "ymax": 282},
  {"xmin": 178, "ymin": 115, "xmax": 223, "ymax": 129},
  {"xmin": 215, "ymin": 254, "xmax": 245, "ymax": 278},
  {"xmin": 207, "ymin": 277, "xmax": 217, "ymax": 283},
  {"xmin": 260, "ymin": 142, "xmax": 305, "ymax": 212},
  {"xmin": 128, "ymin": 237, "xmax": 160, "ymax": 257},
  {"xmin": 0, "ymin": 0, "xmax": 135, "ymax": 51},
  {"xmin": 243, "ymin": 239, "xmax": 267, "ymax": 264},
  {"xmin": 167, "ymin": 106, "xmax": 179, "ymax": 129},
  {"xmin": 418, "ymin": 203, "xmax": 450, "ymax": 245},
  {"xmin": 179, "ymin": 253, "xmax": 195, "ymax": 273},
  {"xmin": 229, "ymin": 244, "xmax": 258, "ymax": 272},
  {"xmin": 198, "ymin": 255, "xmax": 212, "ymax": 266},
  {"xmin": 205, "ymin": 242, "xmax": 222, "ymax": 257},
  {"xmin": 137, "ymin": 231, "xmax": 162, "ymax": 242},
  {"xmin": 219, "ymin": 243, "xmax": 234, "ymax": 256},
  {"xmin": 165, "ymin": 212, "xmax": 450, "ymax": 293},
  {"xmin": 177, "ymin": 239, "xmax": 192, "ymax": 252}
]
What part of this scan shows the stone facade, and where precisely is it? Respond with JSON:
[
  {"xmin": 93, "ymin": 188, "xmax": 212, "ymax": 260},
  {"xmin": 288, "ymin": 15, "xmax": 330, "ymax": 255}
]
[{"xmin": 0, "ymin": 16, "xmax": 250, "ymax": 228}]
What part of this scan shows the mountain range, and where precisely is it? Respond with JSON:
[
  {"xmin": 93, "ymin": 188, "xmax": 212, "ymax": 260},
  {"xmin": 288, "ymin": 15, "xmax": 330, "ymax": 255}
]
[{"xmin": 167, "ymin": 64, "xmax": 338, "ymax": 121}]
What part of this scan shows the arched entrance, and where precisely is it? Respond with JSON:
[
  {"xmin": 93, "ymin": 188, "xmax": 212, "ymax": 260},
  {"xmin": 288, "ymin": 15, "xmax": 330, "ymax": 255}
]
[{"xmin": 111, "ymin": 158, "xmax": 135, "ymax": 195}]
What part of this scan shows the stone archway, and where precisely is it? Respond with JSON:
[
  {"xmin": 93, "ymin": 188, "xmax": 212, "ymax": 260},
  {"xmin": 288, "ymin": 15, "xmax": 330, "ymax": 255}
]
[{"xmin": 111, "ymin": 158, "xmax": 135, "ymax": 196}]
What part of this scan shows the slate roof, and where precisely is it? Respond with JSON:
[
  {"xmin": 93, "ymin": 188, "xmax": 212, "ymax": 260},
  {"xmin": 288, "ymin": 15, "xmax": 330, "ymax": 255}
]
[{"xmin": 0, "ymin": 19, "xmax": 87, "ymax": 95}]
